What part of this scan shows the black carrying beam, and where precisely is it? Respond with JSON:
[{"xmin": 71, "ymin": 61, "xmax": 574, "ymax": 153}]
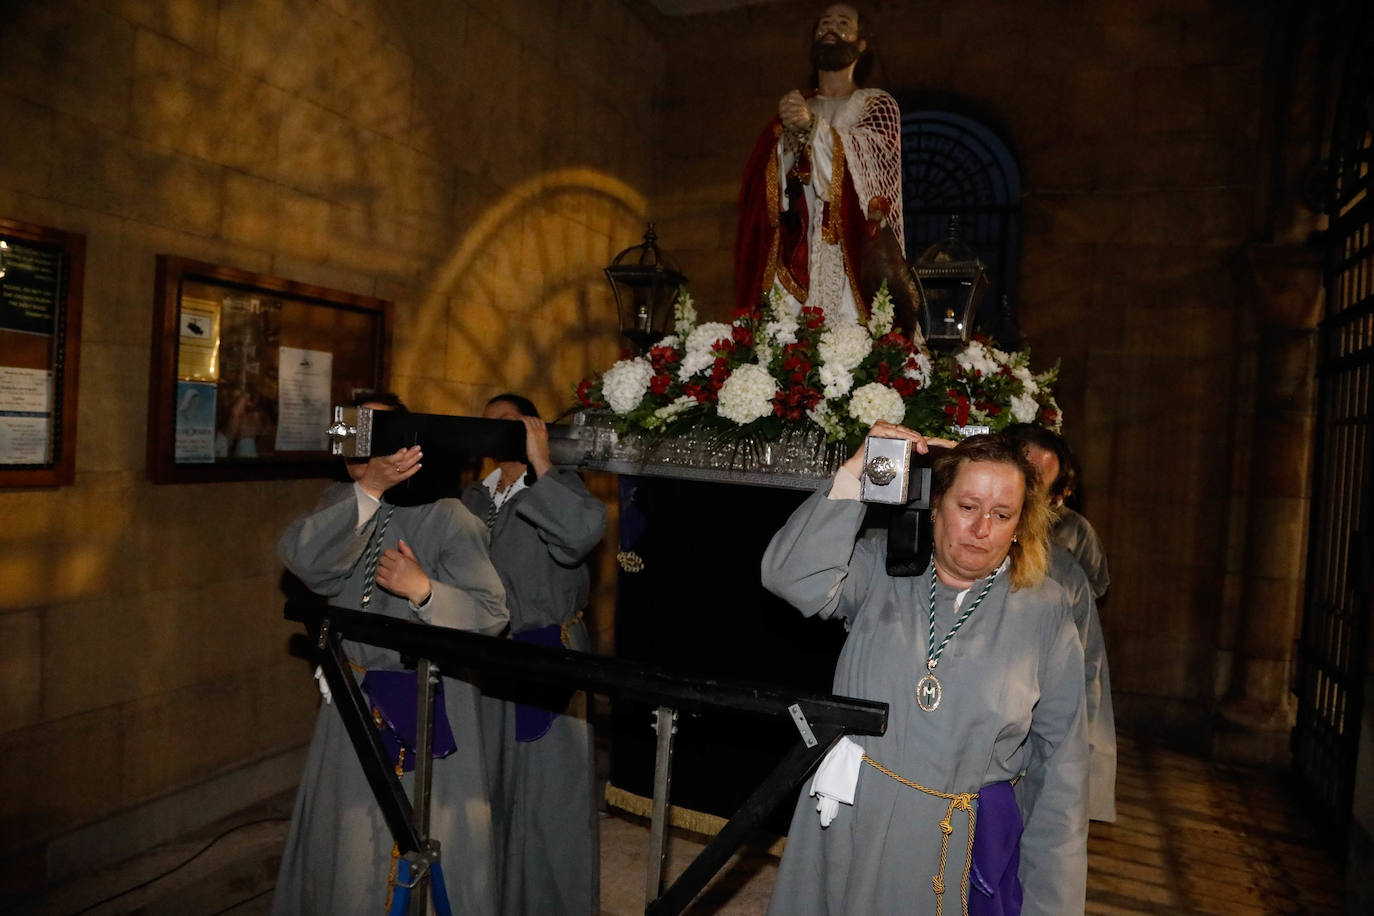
[{"xmin": 285, "ymin": 601, "xmax": 887, "ymax": 915}]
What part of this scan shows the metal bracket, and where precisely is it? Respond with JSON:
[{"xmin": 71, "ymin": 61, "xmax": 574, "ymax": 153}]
[
  {"xmin": 788, "ymin": 703, "xmax": 818, "ymax": 748},
  {"xmin": 327, "ymin": 405, "xmax": 373, "ymax": 457}
]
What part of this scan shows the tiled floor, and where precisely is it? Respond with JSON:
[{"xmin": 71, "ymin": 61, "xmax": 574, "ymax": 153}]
[
  {"xmin": 8, "ymin": 736, "xmax": 1344, "ymax": 915},
  {"xmin": 1082, "ymin": 738, "xmax": 1343, "ymax": 915}
]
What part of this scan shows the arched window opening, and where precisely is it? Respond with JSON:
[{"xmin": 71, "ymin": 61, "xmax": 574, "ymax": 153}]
[{"xmin": 900, "ymin": 106, "xmax": 1022, "ymax": 344}]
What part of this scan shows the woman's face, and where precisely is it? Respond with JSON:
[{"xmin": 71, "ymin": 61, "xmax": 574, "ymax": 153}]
[
  {"xmin": 930, "ymin": 459, "xmax": 1025, "ymax": 587},
  {"xmin": 483, "ymin": 400, "xmax": 522, "ymax": 422}
]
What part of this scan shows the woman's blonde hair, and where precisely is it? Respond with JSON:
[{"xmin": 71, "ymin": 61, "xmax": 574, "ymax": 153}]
[{"xmin": 930, "ymin": 434, "xmax": 1052, "ymax": 590}]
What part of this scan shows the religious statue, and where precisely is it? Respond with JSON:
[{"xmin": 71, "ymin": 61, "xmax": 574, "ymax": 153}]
[{"xmin": 734, "ymin": 4, "xmax": 907, "ymax": 328}]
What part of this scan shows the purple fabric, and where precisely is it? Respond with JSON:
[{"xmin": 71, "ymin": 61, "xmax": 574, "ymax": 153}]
[
  {"xmin": 514, "ymin": 624, "xmax": 565, "ymax": 742},
  {"xmin": 618, "ymin": 476, "xmax": 648, "ymax": 549},
  {"xmin": 359, "ymin": 669, "xmax": 458, "ymax": 773},
  {"xmin": 968, "ymin": 780, "xmax": 1024, "ymax": 916}
]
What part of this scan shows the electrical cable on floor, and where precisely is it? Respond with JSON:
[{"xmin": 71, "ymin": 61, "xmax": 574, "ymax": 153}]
[{"xmin": 68, "ymin": 816, "xmax": 290, "ymax": 915}]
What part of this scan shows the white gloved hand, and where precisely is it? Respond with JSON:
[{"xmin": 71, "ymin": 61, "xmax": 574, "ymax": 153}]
[
  {"xmin": 314, "ymin": 665, "xmax": 333, "ymax": 705},
  {"xmin": 815, "ymin": 794, "xmax": 841, "ymax": 827},
  {"xmin": 809, "ymin": 736, "xmax": 865, "ymax": 828}
]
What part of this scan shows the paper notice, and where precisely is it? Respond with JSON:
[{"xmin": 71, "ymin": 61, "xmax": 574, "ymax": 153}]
[
  {"xmin": 275, "ymin": 347, "xmax": 332, "ymax": 452},
  {"xmin": 0, "ymin": 366, "xmax": 52, "ymax": 464}
]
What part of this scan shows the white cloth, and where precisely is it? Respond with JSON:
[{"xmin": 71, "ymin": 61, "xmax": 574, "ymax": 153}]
[
  {"xmin": 809, "ymin": 736, "xmax": 866, "ymax": 827},
  {"xmin": 482, "ymin": 467, "xmax": 529, "ymax": 513},
  {"xmin": 312, "ymin": 665, "xmax": 332, "ymax": 704},
  {"xmin": 352, "ymin": 481, "xmax": 380, "ymax": 530}
]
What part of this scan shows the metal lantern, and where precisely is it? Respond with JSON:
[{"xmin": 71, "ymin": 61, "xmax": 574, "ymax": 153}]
[
  {"xmin": 604, "ymin": 224, "xmax": 687, "ymax": 355},
  {"xmin": 912, "ymin": 216, "xmax": 990, "ymax": 349}
]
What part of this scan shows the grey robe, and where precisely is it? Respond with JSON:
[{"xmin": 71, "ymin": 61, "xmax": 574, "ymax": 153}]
[
  {"xmin": 1052, "ymin": 508, "xmax": 1110, "ymax": 599},
  {"xmin": 272, "ymin": 483, "xmax": 509, "ymax": 916},
  {"xmin": 1048, "ymin": 545, "xmax": 1117, "ymax": 823},
  {"xmin": 461, "ymin": 468, "xmax": 606, "ymax": 916},
  {"xmin": 761, "ymin": 482, "xmax": 1088, "ymax": 916}
]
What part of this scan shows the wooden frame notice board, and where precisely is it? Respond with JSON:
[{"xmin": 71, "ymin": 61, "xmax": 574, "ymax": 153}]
[
  {"xmin": 0, "ymin": 217, "xmax": 85, "ymax": 488},
  {"xmin": 148, "ymin": 256, "xmax": 391, "ymax": 484}
]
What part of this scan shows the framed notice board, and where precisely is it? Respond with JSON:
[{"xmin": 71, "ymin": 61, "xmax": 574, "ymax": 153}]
[
  {"xmin": 0, "ymin": 217, "xmax": 85, "ymax": 488},
  {"xmin": 147, "ymin": 256, "xmax": 391, "ymax": 484}
]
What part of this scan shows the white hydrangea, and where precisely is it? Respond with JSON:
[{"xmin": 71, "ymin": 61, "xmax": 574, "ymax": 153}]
[
  {"xmin": 819, "ymin": 363, "xmax": 853, "ymax": 400},
  {"xmin": 904, "ymin": 350, "xmax": 933, "ymax": 388},
  {"xmin": 673, "ymin": 288, "xmax": 696, "ymax": 332},
  {"xmin": 848, "ymin": 382, "xmax": 905, "ymax": 427},
  {"xmin": 716, "ymin": 364, "xmax": 777, "ymax": 425},
  {"xmin": 679, "ymin": 321, "xmax": 733, "ymax": 379},
  {"xmin": 602, "ymin": 357, "xmax": 653, "ymax": 414},
  {"xmin": 656, "ymin": 334, "xmax": 680, "ymax": 351},
  {"xmin": 867, "ymin": 282, "xmax": 894, "ymax": 337},
  {"xmin": 1010, "ymin": 392, "xmax": 1039, "ymax": 424},
  {"xmin": 818, "ymin": 325, "xmax": 872, "ymax": 372}
]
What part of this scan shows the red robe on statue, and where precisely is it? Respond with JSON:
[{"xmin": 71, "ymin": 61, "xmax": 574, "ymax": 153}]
[{"xmin": 733, "ymin": 91, "xmax": 902, "ymax": 322}]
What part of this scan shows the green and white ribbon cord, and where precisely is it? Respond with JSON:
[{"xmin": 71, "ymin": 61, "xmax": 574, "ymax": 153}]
[
  {"xmin": 925, "ymin": 562, "xmax": 999, "ymax": 671},
  {"xmin": 360, "ymin": 504, "xmax": 395, "ymax": 608}
]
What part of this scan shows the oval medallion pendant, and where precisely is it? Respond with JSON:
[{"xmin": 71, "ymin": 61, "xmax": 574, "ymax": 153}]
[{"xmin": 916, "ymin": 673, "xmax": 942, "ymax": 712}]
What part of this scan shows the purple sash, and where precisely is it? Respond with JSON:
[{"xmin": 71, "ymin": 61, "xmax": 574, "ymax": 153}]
[
  {"xmin": 968, "ymin": 780, "xmax": 1024, "ymax": 916},
  {"xmin": 359, "ymin": 669, "xmax": 458, "ymax": 773},
  {"xmin": 513, "ymin": 624, "xmax": 565, "ymax": 742}
]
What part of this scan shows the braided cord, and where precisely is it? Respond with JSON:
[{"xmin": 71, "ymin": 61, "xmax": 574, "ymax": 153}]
[
  {"xmin": 926, "ymin": 564, "xmax": 998, "ymax": 670},
  {"xmin": 360, "ymin": 505, "xmax": 395, "ymax": 608},
  {"xmin": 862, "ymin": 755, "xmax": 977, "ymax": 916}
]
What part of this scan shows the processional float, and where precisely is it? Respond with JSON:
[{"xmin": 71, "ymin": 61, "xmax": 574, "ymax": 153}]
[{"xmin": 295, "ymin": 405, "xmax": 946, "ymax": 915}]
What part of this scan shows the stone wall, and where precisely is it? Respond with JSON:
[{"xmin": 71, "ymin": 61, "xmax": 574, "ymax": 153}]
[
  {"xmin": 0, "ymin": 0, "xmax": 660, "ymax": 893},
  {"xmin": 650, "ymin": 0, "xmax": 1317, "ymax": 745}
]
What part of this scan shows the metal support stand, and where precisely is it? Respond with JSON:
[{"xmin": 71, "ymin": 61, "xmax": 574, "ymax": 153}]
[
  {"xmin": 313, "ymin": 621, "xmax": 450, "ymax": 914},
  {"xmin": 407, "ymin": 659, "xmax": 441, "ymax": 916},
  {"xmin": 387, "ymin": 842, "xmax": 452, "ymax": 916},
  {"xmin": 645, "ymin": 706, "xmax": 679, "ymax": 901},
  {"xmin": 290, "ymin": 602, "xmax": 887, "ymax": 916}
]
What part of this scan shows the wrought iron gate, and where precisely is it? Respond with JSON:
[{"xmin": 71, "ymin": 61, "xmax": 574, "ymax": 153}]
[{"xmin": 1294, "ymin": 2, "xmax": 1374, "ymax": 841}]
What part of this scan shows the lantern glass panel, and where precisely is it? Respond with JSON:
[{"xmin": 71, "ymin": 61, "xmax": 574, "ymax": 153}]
[
  {"xmin": 604, "ymin": 224, "xmax": 687, "ymax": 355},
  {"xmin": 913, "ymin": 216, "xmax": 989, "ymax": 348}
]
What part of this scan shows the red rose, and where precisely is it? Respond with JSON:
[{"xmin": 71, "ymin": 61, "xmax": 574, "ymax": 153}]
[
  {"xmin": 732, "ymin": 325, "xmax": 754, "ymax": 347},
  {"xmin": 576, "ymin": 379, "xmax": 599, "ymax": 407},
  {"xmin": 650, "ymin": 373, "xmax": 672, "ymax": 396},
  {"xmin": 944, "ymin": 394, "xmax": 971, "ymax": 427}
]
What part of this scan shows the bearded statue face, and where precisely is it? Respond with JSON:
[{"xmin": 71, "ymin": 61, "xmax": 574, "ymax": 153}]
[{"xmin": 811, "ymin": 4, "xmax": 866, "ymax": 73}]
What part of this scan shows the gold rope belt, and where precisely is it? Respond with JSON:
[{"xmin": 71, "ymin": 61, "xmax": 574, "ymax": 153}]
[
  {"xmin": 861, "ymin": 755, "xmax": 977, "ymax": 916},
  {"xmin": 559, "ymin": 609, "xmax": 585, "ymax": 647}
]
